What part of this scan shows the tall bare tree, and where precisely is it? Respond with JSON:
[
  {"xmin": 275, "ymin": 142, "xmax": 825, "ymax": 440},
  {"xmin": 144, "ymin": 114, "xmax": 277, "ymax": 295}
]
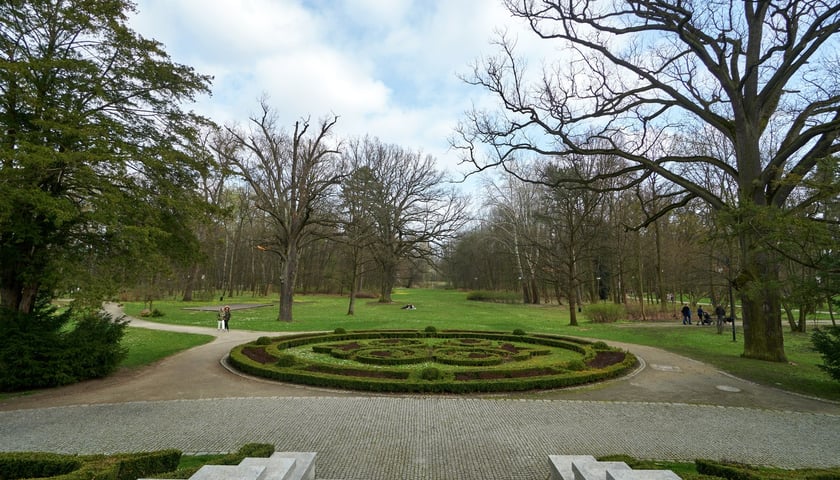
[
  {"xmin": 539, "ymin": 157, "xmax": 611, "ymax": 324},
  {"xmin": 482, "ymin": 169, "xmax": 543, "ymax": 304},
  {"xmin": 455, "ymin": 0, "xmax": 840, "ymax": 361},
  {"xmin": 346, "ymin": 137, "xmax": 469, "ymax": 303},
  {"xmin": 217, "ymin": 101, "xmax": 343, "ymax": 321}
]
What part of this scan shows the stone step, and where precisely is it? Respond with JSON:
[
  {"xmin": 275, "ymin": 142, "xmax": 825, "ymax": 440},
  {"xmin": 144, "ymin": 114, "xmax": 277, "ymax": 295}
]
[
  {"xmin": 607, "ymin": 469, "xmax": 682, "ymax": 480},
  {"xmin": 549, "ymin": 455, "xmax": 682, "ymax": 480},
  {"xmin": 239, "ymin": 454, "xmax": 296, "ymax": 480},
  {"xmin": 189, "ymin": 465, "xmax": 266, "ymax": 480},
  {"xmin": 549, "ymin": 455, "xmax": 597, "ymax": 480},
  {"xmin": 153, "ymin": 452, "xmax": 316, "ymax": 480},
  {"xmin": 573, "ymin": 460, "xmax": 632, "ymax": 480}
]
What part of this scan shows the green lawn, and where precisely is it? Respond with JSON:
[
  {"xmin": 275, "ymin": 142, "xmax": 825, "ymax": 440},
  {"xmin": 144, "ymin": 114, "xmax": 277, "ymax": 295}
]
[
  {"xmin": 120, "ymin": 328, "xmax": 214, "ymax": 369},
  {"xmin": 121, "ymin": 288, "xmax": 840, "ymax": 401}
]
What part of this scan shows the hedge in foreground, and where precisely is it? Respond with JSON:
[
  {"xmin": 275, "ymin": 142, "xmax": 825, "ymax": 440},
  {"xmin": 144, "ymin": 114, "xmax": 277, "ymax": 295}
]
[
  {"xmin": 0, "ymin": 449, "xmax": 180, "ymax": 480},
  {"xmin": 228, "ymin": 329, "xmax": 638, "ymax": 394},
  {"xmin": 0, "ymin": 444, "xmax": 276, "ymax": 480}
]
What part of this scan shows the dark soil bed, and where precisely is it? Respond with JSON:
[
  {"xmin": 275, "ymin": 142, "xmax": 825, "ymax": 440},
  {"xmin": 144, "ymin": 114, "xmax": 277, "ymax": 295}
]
[
  {"xmin": 454, "ymin": 368, "xmax": 555, "ymax": 380},
  {"xmin": 304, "ymin": 365, "xmax": 408, "ymax": 379},
  {"xmin": 587, "ymin": 351, "xmax": 626, "ymax": 368}
]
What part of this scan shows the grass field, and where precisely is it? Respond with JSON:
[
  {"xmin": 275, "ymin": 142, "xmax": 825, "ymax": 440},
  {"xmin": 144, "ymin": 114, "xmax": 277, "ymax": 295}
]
[{"xmin": 121, "ymin": 288, "xmax": 840, "ymax": 401}]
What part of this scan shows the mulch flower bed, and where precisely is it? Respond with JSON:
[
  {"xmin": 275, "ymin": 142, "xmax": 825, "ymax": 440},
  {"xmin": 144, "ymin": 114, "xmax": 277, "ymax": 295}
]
[{"xmin": 587, "ymin": 351, "xmax": 626, "ymax": 368}]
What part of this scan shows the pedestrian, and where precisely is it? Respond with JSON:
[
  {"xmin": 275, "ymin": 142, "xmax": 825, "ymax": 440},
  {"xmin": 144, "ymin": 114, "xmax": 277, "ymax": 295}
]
[
  {"xmin": 681, "ymin": 304, "xmax": 692, "ymax": 325},
  {"xmin": 216, "ymin": 307, "xmax": 225, "ymax": 330},
  {"xmin": 714, "ymin": 304, "xmax": 726, "ymax": 332},
  {"xmin": 696, "ymin": 305, "xmax": 705, "ymax": 325},
  {"xmin": 222, "ymin": 305, "xmax": 231, "ymax": 331}
]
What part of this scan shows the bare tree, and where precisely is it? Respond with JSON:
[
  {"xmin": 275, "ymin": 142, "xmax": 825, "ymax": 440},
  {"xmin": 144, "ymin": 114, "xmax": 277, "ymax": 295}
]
[
  {"xmin": 482, "ymin": 169, "xmax": 544, "ymax": 304},
  {"xmin": 217, "ymin": 101, "xmax": 344, "ymax": 321},
  {"xmin": 346, "ymin": 137, "xmax": 469, "ymax": 303},
  {"xmin": 455, "ymin": 0, "xmax": 840, "ymax": 361},
  {"xmin": 538, "ymin": 156, "xmax": 611, "ymax": 324}
]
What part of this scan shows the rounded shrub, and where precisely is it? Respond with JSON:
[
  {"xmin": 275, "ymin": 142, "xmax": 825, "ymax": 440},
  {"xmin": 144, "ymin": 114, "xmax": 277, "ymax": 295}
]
[
  {"xmin": 513, "ymin": 328, "xmax": 526, "ymax": 335},
  {"xmin": 424, "ymin": 325, "xmax": 437, "ymax": 333},
  {"xmin": 275, "ymin": 354, "xmax": 297, "ymax": 367},
  {"xmin": 254, "ymin": 336, "xmax": 272, "ymax": 345},
  {"xmin": 583, "ymin": 303, "xmax": 626, "ymax": 323},
  {"xmin": 334, "ymin": 327, "xmax": 347, "ymax": 334},
  {"xmin": 592, "ymin": 341, "xmax": 610, "ymax": 350},
  {"xmin": 565, "ymin": 359, "xmax": 586, "ymax": 371},
  {"xmin": 420, "ymin": 367, "xmax": 442, "ymax": 381}
]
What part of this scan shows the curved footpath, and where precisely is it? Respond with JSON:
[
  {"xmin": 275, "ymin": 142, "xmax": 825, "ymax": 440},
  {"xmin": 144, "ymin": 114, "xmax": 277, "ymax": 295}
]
[{"xmin": 1, "ymin": 305, "xmax": 839, "ymax": 480}]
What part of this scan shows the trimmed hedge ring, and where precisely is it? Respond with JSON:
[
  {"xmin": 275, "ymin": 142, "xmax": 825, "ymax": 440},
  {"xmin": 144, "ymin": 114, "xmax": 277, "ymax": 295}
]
[{"xmin": 229, "ymin": 329, "xmax": 638, "ymax": 394}]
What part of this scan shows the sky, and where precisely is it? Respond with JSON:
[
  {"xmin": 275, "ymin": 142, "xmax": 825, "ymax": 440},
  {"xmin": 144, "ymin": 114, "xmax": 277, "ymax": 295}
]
[{"xmin": 128, "ymin": 0, "xmax": 541, "ymax": 190}]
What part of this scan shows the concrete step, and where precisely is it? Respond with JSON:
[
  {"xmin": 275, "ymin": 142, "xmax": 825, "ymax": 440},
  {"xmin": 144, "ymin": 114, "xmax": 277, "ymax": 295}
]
[
  {"xmin": 607, "ymin": 469, "xmax": 682, "ymax": 480},
  {"xmin": 549, "ymin": 455, "xmax": 682, "ymax": 480},
  {"xmin": 239, "ymin": 454, "xmax": 295, "ymax": 480},
  {"xmin": 160, "ymin": 452, "xmax": 316, "ymax": 480},
  {"xmin": 189, "ymin": 465, "xmax": 266, "ymax": 480},
  {"xmin": 573, "ymin": 460, "xmax": 632, "ymax": 480}
]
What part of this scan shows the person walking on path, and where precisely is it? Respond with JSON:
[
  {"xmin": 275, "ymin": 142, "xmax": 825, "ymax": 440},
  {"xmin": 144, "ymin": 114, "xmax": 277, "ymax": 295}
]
[
  {"xmin": 222, "ymin": 305, "xmax": 231, "ymax": 331},
  {"xmin": 681, "ymin": 304, "xmax": 692, "ymax": 325},
  {"xmin": 216, "ymin": 307, "xmax": 225, "ymax": 330},
  {"xmin": 696, "ymin": 305, "xmax": 705, "ymax": 325},
  {"xmin": 715, "ymin": 304, "xmax": 726, "ymax": 334}
]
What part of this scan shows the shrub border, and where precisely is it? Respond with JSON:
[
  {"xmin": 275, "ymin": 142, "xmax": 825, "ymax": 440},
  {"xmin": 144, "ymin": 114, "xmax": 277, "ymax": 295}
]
[{"xmin": 229, "ymin": 329, "xmax": 637, "ymax": 394}]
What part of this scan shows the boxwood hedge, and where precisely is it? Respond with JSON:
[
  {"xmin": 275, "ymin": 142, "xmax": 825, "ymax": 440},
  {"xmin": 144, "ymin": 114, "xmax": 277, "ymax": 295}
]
[{"xmin": 229, "ymin": 329, "xmax": 637, "ymax": 394}]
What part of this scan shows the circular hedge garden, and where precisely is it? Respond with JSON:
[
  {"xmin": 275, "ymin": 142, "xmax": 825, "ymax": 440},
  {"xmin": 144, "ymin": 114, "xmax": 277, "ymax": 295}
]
[{"xmin": 228, "ymin": 328, "xmax": 637, "ymax": 394}]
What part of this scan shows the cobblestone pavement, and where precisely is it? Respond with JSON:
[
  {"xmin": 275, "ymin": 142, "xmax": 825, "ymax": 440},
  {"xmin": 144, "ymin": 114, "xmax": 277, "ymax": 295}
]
[{"xmin": 1, "ymin": 307, "xmax": 839, "ymax": 479}]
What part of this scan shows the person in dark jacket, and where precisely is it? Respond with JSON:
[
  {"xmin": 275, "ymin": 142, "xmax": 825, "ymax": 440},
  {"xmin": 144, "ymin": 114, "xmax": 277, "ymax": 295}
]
[
  {"xmin": 222, "ymin": 305, "xmax": 231, "ymax": 331},
  {"xmin": 681, "ymin": 304, "xmax": 692, "ymax": 325}
]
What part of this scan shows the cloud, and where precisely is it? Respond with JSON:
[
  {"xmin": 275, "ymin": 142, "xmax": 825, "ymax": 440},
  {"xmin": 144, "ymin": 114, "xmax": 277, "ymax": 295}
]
[{"xmin": 129, "ymin": 0, "xmax": 535, "ymax": 183}]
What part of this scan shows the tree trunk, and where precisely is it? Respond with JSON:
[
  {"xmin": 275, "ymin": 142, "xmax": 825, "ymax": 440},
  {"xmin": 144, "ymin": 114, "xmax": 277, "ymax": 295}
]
[
  {"xmin": 567, "ymin": 285, "xmax": 578, "ymax": 326},
  {"xmin": 739, "ymin": 245, "xmax": 786, "ymax": 362},
  {"xmin": 347, "ymin": 260, "xmax": 359, "ymax": 316},
  {"xmin": 379, "ymin": 260, "xmax": 396, "ymax": 303},
  {"xmin": 0, "ymin": 280, "xmax": 38, "ymax": 314},
  {"xmin": 782, "ymin": 302, "xmax": 797, "ymax": 331},
  {"xmin": 529, "ymin": 278, "xmax": 540, "ymax": 305},
  {"xmin": 182, "ymin": 264, "xmax": 200, "ymax": 301},
  {"xmin": 654, "ymin": 220, "xmax": 666, "ymax": 308},
  {"xmin": 278, "ymin": 247, "xmax": 298, "ymax": 322},
  {"xmin": 636, "ymin": 233, "xmax": 646, "ymax": 321}
]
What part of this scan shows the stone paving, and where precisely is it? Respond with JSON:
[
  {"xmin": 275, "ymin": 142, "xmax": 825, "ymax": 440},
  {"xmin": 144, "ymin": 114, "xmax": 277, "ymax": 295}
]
[
  {"xmin": 2, "ymin": 396, "xmax": 839, "ymax": 479},
  {"xmin": 1, "ymin": 308, "xmax": 840, "ymax": 479}
]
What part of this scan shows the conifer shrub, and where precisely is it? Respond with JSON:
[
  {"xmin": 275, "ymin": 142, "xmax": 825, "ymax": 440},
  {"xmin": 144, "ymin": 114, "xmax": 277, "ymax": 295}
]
[
  {"xmin": 0, "ymin": 299, "xmax": 127, "ymax": 391},
  {"xmin": 811, "ymin": 326, "xmax": 840, "ymax": 382}
]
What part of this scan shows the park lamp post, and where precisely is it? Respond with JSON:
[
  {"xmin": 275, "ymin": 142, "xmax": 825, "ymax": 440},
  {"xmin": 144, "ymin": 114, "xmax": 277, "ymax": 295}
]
[{"xmin": 596, "ymin": 276, "xmax": 602, "ymax": 303}]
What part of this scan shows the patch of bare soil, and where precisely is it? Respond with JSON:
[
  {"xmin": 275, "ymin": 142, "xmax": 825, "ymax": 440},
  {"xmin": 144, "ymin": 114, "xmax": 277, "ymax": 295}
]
[
  {"xmin": 454, "ymin": 369, "xmax": 555, "ymax": 380},
  {"xmin": 587, "ymin": 351, "xmax": 626, "ymax": 368},
  {"xmin": 304, "ymin": 365, "xmax": 407, "ymax": 379}
]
